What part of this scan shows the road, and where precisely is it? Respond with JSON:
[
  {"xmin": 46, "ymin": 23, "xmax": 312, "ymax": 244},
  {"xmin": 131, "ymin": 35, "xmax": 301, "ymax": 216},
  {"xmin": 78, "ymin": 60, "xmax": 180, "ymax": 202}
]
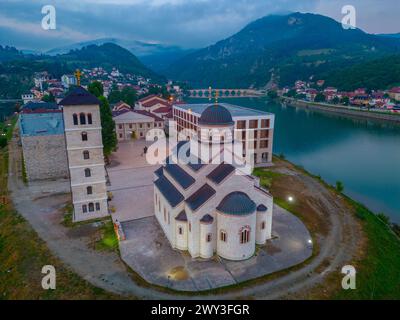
[{"xmin": 8, "ymin": 131, "xmax": 362, "ymax": 299}]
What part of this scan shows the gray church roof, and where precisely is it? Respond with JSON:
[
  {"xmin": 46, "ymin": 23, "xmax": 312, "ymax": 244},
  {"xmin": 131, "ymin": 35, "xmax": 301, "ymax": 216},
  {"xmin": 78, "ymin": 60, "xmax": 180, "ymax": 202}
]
[
  {"xmin": 175, "ymin": 211, "xmax": 188, "ymax": 222},
  {"xmin": 164, "ymin": 164, "xmax": 195, "ymax": 190},
  {"xmin": 207, "ymin": 163, "xmax": 235, "ymax": 184},
  {"xmin": 154, "ymin": 167, "xmax": 164, "ymax": 178},
  {"xmin": 257, "ymin": 204, "xmax": 268, "ymax": 212},
  {"xmin": 154, "ymin": 176, "xmax": 184, "ymax": 208},
  {"xmin": 59, "ymin": 86, "xmax": 100, "ymax": 106},
  {"xmin": 200, "ymin": 214, "xmax": 214, "ymax": 224},
  {"xmin": 185, "ymin": 184, "xmax": 216, "ymax": 211},
  {"xmin": 217, "ymin": 192, "xmax": 256, "ymax": 216},
  {"xmin": 198, "ymin": 104, "xmax": 234, "ymax": 126}
]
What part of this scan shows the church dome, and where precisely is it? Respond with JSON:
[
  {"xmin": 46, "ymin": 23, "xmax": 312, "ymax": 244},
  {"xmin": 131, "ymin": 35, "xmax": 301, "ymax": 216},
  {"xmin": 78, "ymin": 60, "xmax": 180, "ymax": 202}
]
[
  {"xmin": 198, "ymin": 104, "xmax": 234, "ymax": 126},
  {"xmin": 217, "ymin": 192, "xmax": 256, "ymax": 216}
]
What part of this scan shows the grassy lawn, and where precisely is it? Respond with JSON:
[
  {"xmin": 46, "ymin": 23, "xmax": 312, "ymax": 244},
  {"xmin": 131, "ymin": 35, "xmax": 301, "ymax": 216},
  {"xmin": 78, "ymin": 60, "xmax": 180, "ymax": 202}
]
[
  {"xmin": 0, "ymin": 122, "xmax": 124, "ymax": 299},
  {"xmin": 95, "ymin": 220, "xmax": 119, "ymax": 252},
  {"xmin": 334, "ymin": 198, "xmax": 400, "ymax": 299},
  {"xmin": 255, "ymin": 162, "xmax": 400, "ymax": 300}
]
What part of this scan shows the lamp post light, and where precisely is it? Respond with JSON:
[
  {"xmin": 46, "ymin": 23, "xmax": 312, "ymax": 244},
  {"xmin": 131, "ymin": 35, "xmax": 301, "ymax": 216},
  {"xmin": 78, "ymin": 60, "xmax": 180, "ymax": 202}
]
[{"xmin": 287, "ymin": 196, "xmax": 294, "ymax": 203}]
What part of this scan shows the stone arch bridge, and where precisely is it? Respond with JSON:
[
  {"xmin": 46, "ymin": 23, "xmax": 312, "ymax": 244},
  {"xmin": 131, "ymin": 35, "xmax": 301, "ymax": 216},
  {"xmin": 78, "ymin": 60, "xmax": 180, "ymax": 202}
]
[{"xmin": 188, "ymin": 89, "xmax": 265, "ymax": 98}]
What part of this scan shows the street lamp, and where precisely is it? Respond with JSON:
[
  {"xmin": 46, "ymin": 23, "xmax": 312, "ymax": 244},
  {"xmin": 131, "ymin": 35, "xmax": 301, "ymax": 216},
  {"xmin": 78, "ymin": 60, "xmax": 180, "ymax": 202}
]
[{"xmin": 287, "ymin": 196, "xmax": 294, "ymax": 203}]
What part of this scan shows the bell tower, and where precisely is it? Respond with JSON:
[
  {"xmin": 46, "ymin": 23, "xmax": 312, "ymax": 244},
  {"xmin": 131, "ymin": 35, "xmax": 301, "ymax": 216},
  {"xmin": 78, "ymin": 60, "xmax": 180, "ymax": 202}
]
[{"xmin": 60, "ymin": 86, "xmax": 109, "ymax": 222}]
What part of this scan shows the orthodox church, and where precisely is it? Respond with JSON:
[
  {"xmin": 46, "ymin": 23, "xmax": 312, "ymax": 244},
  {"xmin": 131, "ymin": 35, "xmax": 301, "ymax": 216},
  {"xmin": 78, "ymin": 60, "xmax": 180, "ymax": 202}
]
[{"xmin": 153, "ymin": 104, "xmax": 274, "ymax": 261}]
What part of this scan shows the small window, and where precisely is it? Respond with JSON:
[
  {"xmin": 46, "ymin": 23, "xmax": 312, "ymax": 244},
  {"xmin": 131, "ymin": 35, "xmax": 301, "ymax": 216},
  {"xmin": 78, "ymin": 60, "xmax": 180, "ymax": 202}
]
[
  {"xmin": 83, "ymin": 150, "xmax": 90, "ymax": 160},
  {"xmin": 261, "ymin": 221, "xmax": 266, "ymax": 230},
  {"xmin": 81, "ymin": 132, "xmax": 88, "ymax": 141},
  {"xmin": 119, "ymin": 133, "xmax": 123, "ymax": 138},
  {"xmin": 95, "ymin": 203, "xmax": 100, "ymax": 211},
  {"xmin": 178, "ymin": 227, "xmax": 183, "ymax": 235},
  {"xmin": 147, "ymin": 123, "xmax": 151, "ymax": 128},
  {"xmin": 88, "ymin": 203, "xmax": 94, "ymax": 212},
  {"xmin": 119, "ymin": 124, "xmax": 123, "ymax": 129},
  {"xmin": 164, "ymin": 208, "xmax": 167, "ymax": 222},
  {"xmin": 87, "ymin": 186, "xmax": 93, "ymax": 195},
  {"xmin": 240, "ymin": 228, "xmax": 250, "ymax": 244},
  {"xmin": 82, "ymin": 204, "xmax": 87, "ymax": 213},
  {"xmin": 206, "ymin": 234, "xmax": 212, "ymax": 243},
  {"xmin": 79, "ymin": 113, "xmax": 86, "ymax": 125},
  {"xmin": 84, "ymin": 168, "xmax": 91, "ymax": 177},
  {"xmin": 129, "ymin": 124, "xmax": 132, "ymax": 129},
  {"xmin": 220, "ymin": 230, "xmax": 227, "ymax": 242},
  {"xmin": 189, "ymin": 223, "xmax": 191, "ymax": 232},
  {"xmin": 73, "ymin": 114, "xmax": 78, "ymax": 125},
  {"xmin": 87, "ymin": 113, "xmax": 92, "ymax": 125}
]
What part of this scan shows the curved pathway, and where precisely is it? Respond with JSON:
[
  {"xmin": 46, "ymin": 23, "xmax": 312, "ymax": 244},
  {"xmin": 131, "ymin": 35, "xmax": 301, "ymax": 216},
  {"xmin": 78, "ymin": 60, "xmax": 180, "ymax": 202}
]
[{"xmin": 8, "ymin": 132, "xmax": 362, "ymax": 299}]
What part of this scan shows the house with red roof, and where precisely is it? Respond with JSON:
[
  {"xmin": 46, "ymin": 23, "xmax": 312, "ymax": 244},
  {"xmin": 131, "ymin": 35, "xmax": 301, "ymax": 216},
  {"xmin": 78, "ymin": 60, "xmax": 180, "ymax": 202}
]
[
  {"xmin": 112, "ymin": 101, "xmax": 132, "ymax": 112},
  {"xmin": 389, "ymin": 87, "xmax": 400, "ymax": 101}
]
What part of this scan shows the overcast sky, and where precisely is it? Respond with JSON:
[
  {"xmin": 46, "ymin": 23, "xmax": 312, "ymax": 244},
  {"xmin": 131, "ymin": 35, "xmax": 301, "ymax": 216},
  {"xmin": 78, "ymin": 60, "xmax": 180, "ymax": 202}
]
[{"xmin": 0, "ymin": 0, "xmax": 399, "ymax": 51}]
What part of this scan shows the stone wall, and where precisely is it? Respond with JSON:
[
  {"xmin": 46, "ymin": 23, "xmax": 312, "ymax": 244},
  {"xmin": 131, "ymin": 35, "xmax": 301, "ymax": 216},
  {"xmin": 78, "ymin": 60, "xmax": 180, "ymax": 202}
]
[{"xmin": 21, "ymin": 134, "xmax": 69, "ymax": 181}]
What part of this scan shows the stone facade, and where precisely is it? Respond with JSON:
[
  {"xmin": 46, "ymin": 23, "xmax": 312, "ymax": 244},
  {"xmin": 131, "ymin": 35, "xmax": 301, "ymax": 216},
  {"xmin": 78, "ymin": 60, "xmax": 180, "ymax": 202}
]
[
  {"xmin": 21, "ymin": 134, "xmax": 69, "ymax": 181},
  {"xmin": 154, "ymin": 105, "xmax": 274, "ymax": 261},
  {"xmin": 62, "ymin": 92, "xmax": 109, "ymax": 222}
]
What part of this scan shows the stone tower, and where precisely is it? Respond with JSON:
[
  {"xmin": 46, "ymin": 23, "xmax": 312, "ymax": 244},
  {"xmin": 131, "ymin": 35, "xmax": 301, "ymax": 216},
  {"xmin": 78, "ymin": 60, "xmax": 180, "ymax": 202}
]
[{"xmin": 60, "ymin": 87, "xmax": 109, "ymax": 222}]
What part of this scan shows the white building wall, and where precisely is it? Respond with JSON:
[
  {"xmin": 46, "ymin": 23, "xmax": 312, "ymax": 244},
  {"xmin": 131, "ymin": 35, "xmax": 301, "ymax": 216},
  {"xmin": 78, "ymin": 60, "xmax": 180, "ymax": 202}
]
[
  {"xmin": 199, "ymin": 221, "xmax": 215, "ymax": 259},
  {"xmin": 63, "ymin": 103, "xmax": 109, "ymax": 222},
  {"xmin": 217, "ymin": 211, "xmax": 256, "ymax": 261}
]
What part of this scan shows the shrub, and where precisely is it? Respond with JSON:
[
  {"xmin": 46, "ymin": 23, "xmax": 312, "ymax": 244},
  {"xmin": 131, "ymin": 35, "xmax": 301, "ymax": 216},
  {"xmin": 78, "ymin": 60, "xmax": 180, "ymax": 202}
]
[{"xmin": 335, "ymin": 181, "xmax": 344, "ymax": 193}]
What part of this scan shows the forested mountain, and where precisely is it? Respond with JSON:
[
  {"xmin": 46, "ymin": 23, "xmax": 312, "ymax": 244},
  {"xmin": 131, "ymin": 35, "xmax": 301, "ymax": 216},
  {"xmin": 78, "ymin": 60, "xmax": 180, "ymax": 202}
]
[
  {"xmin": 323, "ymin": 55, "xmax": 400, "ymax": 91},
  {"xmin": 0, "ymin": 43, "xmax": 164, "ymax": 98},
  {"xmin": 164, "ymin": 12, "xmax": 400, "ymax": 88}
]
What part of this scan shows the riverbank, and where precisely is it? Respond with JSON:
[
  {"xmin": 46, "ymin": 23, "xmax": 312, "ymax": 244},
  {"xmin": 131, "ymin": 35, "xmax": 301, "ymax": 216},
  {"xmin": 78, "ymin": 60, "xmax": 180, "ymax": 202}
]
[
  {"xmin": 267, "ymin": 158, "xmax": 400, "ymax": 299},
  {"xmin": 281, "ymin": 97, "xmax": 400, "ymax": 123}
]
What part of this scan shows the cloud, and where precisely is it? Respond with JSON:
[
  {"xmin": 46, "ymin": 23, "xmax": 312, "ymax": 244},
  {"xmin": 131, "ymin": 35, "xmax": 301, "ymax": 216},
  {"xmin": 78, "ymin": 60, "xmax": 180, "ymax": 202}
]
[{"xmin": 0, "ymin": 0, "xmax": 398, "ymax": 51}]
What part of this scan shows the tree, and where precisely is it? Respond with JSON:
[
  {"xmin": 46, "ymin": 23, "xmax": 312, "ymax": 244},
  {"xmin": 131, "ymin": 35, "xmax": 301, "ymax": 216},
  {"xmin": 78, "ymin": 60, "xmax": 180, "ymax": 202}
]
[
  {"xmin": 88, "ymin": 81, "xmax": 104, "ymax": 98},
  {"xmin": 41, "ymin": 93, "xmax": 55, "ymax": 102},
  {"xmin": 0, "ymin": 135, "xmax": 7, "ymax": 148},
  {"xmin": 108, "ymin": 86, "xmax": 137, "ymax": 106},
  {"xmin": 285, "ymin": 89, "xmax": 297, "ymax": 98},
  {"xmin": 314, "ymin": 93, "xmax": 326, "ymax": 102},
  {"xmin": 296, "ymin": 93, "xmax": 306, "ymax": 100},
  {"xmin": 332, "ymin": 96, "xmax": 340, "ymax": 104},
  {"xmin": 336, "ymin": 181, "xmax": 344, "ymax": 193},
  {"xmin": 148, "ymin": 85, "xmax": 170, "ymax": 99},
  {"xmin": 267, "ymin": 90, "xmax": 278, "ymax": 99},
  {"xmin": 340, "ymin": 96, "xmax": 350, "ymax": 105},
  {"xmin": 98, "ymin": 96, "xmax": 117, "ymax": 157}
]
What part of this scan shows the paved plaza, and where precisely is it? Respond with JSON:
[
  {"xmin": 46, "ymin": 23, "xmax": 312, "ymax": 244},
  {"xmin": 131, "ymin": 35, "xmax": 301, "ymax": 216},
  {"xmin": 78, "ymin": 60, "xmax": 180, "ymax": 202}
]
[
  {"xmin": 120, "ymin": 205, "xmax": 313, "ymax": 291},
  {"xmin": 107, "ymin": 139, "xmax": 313, "ymax": 291},
  {"xmin": 107, "ymin": 140, "xmax": 164, "ymax": 222}
]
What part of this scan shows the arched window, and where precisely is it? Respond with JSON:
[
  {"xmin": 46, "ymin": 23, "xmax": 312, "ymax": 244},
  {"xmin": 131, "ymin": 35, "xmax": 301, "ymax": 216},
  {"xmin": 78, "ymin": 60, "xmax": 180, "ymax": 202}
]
[
  {"xmin": 79, "ymin": 113, "xmax": 86, "ymax": 125},
  {"xmin": 84, "ymin": 168, "xmax": 91, "ymax": 177},
  {"xmin": 261, "ymin": 221, "xmax": 266, "ymax": 230},
  {"xmin": 206, "ymin": 234, "xmax": 212, "ymax": 243},
  {"xmin": 73, "ymin": 114, "xmax": 78, "ymax": 125},
  {"xmin": 81, "ymin": 132, "xmax": 88, "ymax": 141},
  {"xmin": 220, "ymin": 230, "xmax": 227, "ymax": 242},
  {"xmin": 88, "ymin": 203, "xmax": 94, "ymax": 212},
  {"xmin": 83, "ymin": 150, "xmax": 90, "ymax": 160},
  {"xmin": 87, "ymin": 186, "xmax": 93, "ymax": 195},
  {"xmin": 178, "ymin": 226, "xmax": 183, "ymax": 235},
  {"xmin": 82, "ymin": 204, "xmax": 87, "ymax": 213},
  {"xmin": 87, "ymin": 113, "xmax": 92, "ymax": 124},
  {"xmin": 240, "ymin": 228, "xmax": 250, "ymax": 244}
]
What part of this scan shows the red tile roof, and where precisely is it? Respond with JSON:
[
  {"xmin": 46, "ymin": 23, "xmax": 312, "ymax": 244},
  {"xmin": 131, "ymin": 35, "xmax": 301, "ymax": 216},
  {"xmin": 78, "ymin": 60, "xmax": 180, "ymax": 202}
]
[
  {"xmin": 133, "ymin": 110, "xmax": 164, "ymax": 122},
  {"xmin": 152, "ymin": 106, "xmax": 171, "ymax": 114},
  {"xmin": 142, "ymin": 99, "xmax": 170, "ymax": 108}
]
